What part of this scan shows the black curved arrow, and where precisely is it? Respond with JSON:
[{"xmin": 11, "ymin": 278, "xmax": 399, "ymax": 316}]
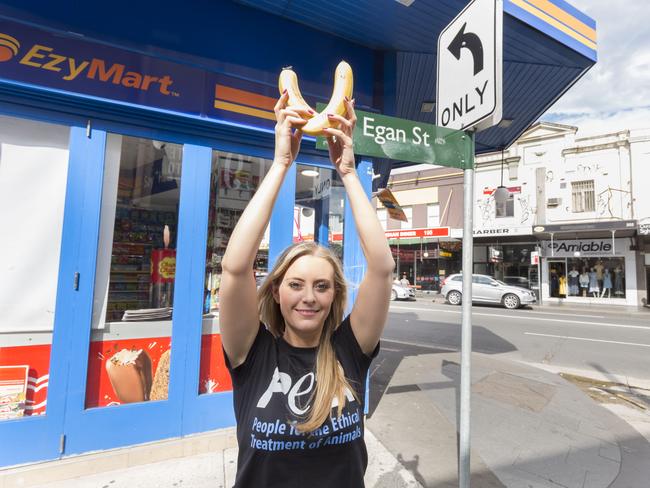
[{"xmin": 448, "ymin": 22, "xmax": 484, "ymax": 76}]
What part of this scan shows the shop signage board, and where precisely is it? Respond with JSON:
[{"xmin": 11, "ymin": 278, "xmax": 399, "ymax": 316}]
[
  {"xmin": 540, "ymin": 239, "xmax": 617, "ymax": 257},
  {"xmin": 530, "ymin": 251, "xmax": 540, "ymax": 265},
  {"xmin": 533, "ymin": 220, "xmax": 637, "ymax": 233},
  {"xmin": 483, "ymin": 185, "xmax": 520, "ymax": 195},
  {"xmin": 385, "ymin": 227, "xmax": 450, "ymax": 239},
  {"xmin": 0, "ymin": 19, "xmax": 283, "ymax": 131},
  {"xmin": 451, "ymin": 225, "xmax": 531, "ymax": 237},
  {"xmin": 436, "ymin": 0, "xmax": 503, "ymax": 131},
  {"xmin": 315, "ymin": 106, "xmax": 473, "ymax": 169}
]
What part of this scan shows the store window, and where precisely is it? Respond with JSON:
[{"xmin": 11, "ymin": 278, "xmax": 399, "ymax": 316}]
[
  {"xmin": 0, "ymin": 115, "xmax": 70, "ymax": 420},
  {"xmin": 495, "ymin": 194, "xmax": 514, "ymax": 218},
  {"xmin": 87, "ymin": 134, "xmax": 183, "ymax": 408},
  {"xmin": 547, "ymin": 257, "xmax": 625, "ymax": 299},
  {"xmin": 571, "ymin": 180, "xmax": 595, "ymax": 213},
  {"xmin": 198, "ymin": 150, "xmax": 272, "ymax": 395},
  {"xmin": 567, "ymin": 257, "xmax": 625, "ymax": 298},
  {"xmin": 295, "ymin": 165, "xmax": 344, "ymax": 252},
  {"xmin": 427, "ymin": 203, "xmax": 440, "ymax": 227}
]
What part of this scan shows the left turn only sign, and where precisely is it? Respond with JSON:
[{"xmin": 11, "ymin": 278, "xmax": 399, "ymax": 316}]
[{"xmin": 437, "ymin": 0, "xmax": 503, "ymax": 132}]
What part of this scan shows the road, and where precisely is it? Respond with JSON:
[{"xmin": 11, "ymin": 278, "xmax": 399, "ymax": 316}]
[{"xmin": 381, "ymin": 299, "xmax": 650, "ymax": 385}]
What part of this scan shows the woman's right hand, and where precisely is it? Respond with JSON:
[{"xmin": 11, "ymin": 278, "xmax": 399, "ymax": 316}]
[{"xmin": 273, "ymin": 91, "xmax": 312, "ymax": 167}]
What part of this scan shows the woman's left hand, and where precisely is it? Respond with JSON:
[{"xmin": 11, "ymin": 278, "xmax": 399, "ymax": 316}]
[{"xmin": 323, "ymin": 98, "xmax": 356, "ymax": 177}]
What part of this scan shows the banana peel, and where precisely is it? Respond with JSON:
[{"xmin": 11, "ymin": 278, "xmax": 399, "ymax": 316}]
[{"xmin": 278, "ymin": 61, "xmax": 353, "ymax": 136}]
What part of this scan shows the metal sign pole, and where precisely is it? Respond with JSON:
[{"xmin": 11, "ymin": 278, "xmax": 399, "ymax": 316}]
[{"xmin": 459, "ymin": 131, "xmax": 475, "ymax": 488}]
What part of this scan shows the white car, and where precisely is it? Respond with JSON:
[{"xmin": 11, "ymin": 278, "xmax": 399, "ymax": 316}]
[
  {"xmin": 391, "ymin": 283, "xmax": 416, "ymax": 301},
  {"xmin": 440, "ymin": 273, "xmax": 536, "ymax": 309}
]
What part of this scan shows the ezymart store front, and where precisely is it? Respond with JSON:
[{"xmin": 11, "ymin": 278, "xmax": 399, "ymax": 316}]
[{"xmin": 0, "ymin": 11, "xmax": 374, "ymax": 467}]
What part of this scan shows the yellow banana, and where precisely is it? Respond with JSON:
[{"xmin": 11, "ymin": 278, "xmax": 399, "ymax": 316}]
[
  {"xmin": 278, "ymin": 61, "xmax": 354, "ymax": 136},
  {"xmin": 278, "ymin": 67, "xmax": 316, "ymax": 117}
]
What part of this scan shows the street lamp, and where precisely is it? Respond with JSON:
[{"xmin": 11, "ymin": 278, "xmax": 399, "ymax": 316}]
[{"xmin": 494, "ymin": 148, "xmax": 509, "ymax": 205}]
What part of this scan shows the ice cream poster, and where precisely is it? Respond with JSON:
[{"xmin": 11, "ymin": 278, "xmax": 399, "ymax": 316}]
[{"xmin": 85, "ymin": 334, "xmax": 232, "ymax": 408}]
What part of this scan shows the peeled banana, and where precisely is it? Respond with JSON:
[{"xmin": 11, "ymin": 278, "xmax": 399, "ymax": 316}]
[{"xmin": 278, "ymin": 61, "xmax": 353, "ymax": 136}]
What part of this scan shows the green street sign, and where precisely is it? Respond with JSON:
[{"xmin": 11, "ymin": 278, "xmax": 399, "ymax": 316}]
[{"xmin": 315, "ymin": 106, "xmax": 474, "ymax": 170}]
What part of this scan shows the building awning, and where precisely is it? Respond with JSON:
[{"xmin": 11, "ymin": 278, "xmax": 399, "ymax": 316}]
[
  {"xmin": 236, "ymin": 0, "xmax": 597, "ymax": 156},
  {"xmin": 533, "ymin": 220, "xmax": 638, "ymax": 239}
]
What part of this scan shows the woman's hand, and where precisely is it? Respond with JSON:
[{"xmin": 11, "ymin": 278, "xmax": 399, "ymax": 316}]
[
  {"xmin": 273, "ymin": 91, "xmax": 311, "ymax": 167},
  {"xmin": 323, "ymin": 98, "xmax": 357, "ymax": 177}
]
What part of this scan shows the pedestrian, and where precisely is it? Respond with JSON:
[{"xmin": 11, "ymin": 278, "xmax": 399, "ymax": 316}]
[
  {"xmin": 218, "ymin": 92, "xmax": 394, "ymax": 487},
  {"xmin": 400, "ymin": 272, "xmax": 410, "ymax": 287}
]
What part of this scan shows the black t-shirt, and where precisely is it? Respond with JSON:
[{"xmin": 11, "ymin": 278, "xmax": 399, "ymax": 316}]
[{"xmin": 225, "ymin": 315, "xmax": 379, "ymax": 488}]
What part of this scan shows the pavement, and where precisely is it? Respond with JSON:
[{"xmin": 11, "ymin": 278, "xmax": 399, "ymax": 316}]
[
  {"xmin": 3, "ymin": 318, "xmax": 650, "ymax": 487},
  {"xmin": 367, "ymin": 351, "xmax": 650, "ymax": 488}
]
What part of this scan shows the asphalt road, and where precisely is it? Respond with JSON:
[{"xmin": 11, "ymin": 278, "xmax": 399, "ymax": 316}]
[{"xmin": 380, "ymin": 299, "xmax": 650, "ymax": 386}]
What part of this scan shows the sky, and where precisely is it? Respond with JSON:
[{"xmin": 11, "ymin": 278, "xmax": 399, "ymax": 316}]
[{"xmin": 542, "ymin": 1, "xmax": 650, "ymax": 136}]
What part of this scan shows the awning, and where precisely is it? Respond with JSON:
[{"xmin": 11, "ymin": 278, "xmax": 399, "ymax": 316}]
[{"xmin": 235, "ymin": 0, "xmax": 597, "ymax": 156}]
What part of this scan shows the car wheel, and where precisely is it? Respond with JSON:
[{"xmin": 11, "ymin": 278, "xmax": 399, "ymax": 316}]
[
  {"xmin": 502, "ymin": 293, "xmax": 520, "ymax": 309},
  {"xmin": 447, "ymin": 290, "xmax": 462, "ymax": 305},
  {"xmin": 390, "ymin": 289, "xmax": 398, "ymax": 301}
]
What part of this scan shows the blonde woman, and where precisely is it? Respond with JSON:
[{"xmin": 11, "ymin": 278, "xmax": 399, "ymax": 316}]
[{"xmin": 219, "ymin": 92, "xmax": 394, "ymax": 487}]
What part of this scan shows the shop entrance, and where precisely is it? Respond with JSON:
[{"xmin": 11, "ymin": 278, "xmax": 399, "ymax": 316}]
[{"xmin": 548, "ymin": 259, "xmax": 567, "ymax": 298}]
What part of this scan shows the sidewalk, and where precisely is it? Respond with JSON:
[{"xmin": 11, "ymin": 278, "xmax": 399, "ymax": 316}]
[
  {"xmin": 0, "ymin": 424, "xmax": 421, "ymax": 488},
  {"xmin": 367, "ymin": 351, "xmax": 650, "ymax": 487},
  {"xmin": 3, "ymin": 352, "xmax": 650, "ymax": 487}
]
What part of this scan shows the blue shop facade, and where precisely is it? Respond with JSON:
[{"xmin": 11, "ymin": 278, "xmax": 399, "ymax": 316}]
[{"xmin": 0, "ymin": 0, "xmax": 596, "ymax": 468}]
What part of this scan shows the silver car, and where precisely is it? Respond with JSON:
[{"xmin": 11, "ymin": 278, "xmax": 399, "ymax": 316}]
[
  {"xmin": 440, "ymin": 273, "xmax": 536, "ymax": 309},
  {"xmin": 391, "ymin": 283, "xmax": 416, "ymax": 301}
]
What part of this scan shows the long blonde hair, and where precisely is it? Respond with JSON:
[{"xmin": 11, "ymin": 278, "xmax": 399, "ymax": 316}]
[{"xmin": 258, "ymin": 242, "xmax": 358, "ymax": 433}]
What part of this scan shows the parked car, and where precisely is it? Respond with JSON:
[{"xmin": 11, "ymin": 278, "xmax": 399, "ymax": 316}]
[
  {"xmin": 502, "ymin": 276, "xmax": 531, "ymax": 289},
  {"xmin": 391, "ymin": 283, "xmax": 416, "ymax": 301},
  {"xmin": 440, "ymin": 273, "xmax": 536, "ymax": 309}
]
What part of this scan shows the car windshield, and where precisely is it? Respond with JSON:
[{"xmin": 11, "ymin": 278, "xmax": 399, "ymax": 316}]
[{"xmin": 496, "ymin": 280, "xmax": 507, "ymax": 286}]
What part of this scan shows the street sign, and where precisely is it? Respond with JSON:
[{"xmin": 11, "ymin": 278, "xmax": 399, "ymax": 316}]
[
  {"xmin": 437, "ymin": 0, "xmax": 503, "ymax": 131},
  {"xmin": 315, "ymin": 106, "xmax": 473, "ymax": 169}
]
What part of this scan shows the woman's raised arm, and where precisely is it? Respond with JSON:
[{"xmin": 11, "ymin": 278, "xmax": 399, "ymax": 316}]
[
  {"xmin": 219, "ymin": 92, "xmax": 309, "ymax": 367},
  {"xmin": 323, "ymin": 100, "xmax": 395, "ymax": 355}
]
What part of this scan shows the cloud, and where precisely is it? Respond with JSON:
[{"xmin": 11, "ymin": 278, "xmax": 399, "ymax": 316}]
[
  {"xmin": 543, "ymin": 1, "xmax": 650, "ymax": 134},
  {"xmin": 546, "ymin": 105, "xmax": 650, "ymax": 137}
]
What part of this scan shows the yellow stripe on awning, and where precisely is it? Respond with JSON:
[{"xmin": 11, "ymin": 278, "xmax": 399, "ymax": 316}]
[
  {"xmin": 214, "ymin": 100, "xmax": 276, "ymax": 121},
  {"xmin": 527, "ymin": 0, "xmax": 596, "ymax": 43},
  {"xmin": 511, "ymin": 0, "xmax": 597, "ymax": 51}
]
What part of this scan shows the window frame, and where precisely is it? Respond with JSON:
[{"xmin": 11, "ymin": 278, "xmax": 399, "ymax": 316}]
[{"xmin": 571, "ymin": 180, "xmax": 595, "ymax": 213}]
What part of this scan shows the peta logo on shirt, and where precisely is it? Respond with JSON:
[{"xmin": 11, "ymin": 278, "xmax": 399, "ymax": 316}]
[{"xmin": 257, "ymin": 367, "xmax": 354, "ymax": 415}]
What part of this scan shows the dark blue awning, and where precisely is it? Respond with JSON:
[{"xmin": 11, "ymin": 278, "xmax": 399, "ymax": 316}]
[{"xmin": 234, "ymin": 0, "xmax": 597, "ymax": 155}]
